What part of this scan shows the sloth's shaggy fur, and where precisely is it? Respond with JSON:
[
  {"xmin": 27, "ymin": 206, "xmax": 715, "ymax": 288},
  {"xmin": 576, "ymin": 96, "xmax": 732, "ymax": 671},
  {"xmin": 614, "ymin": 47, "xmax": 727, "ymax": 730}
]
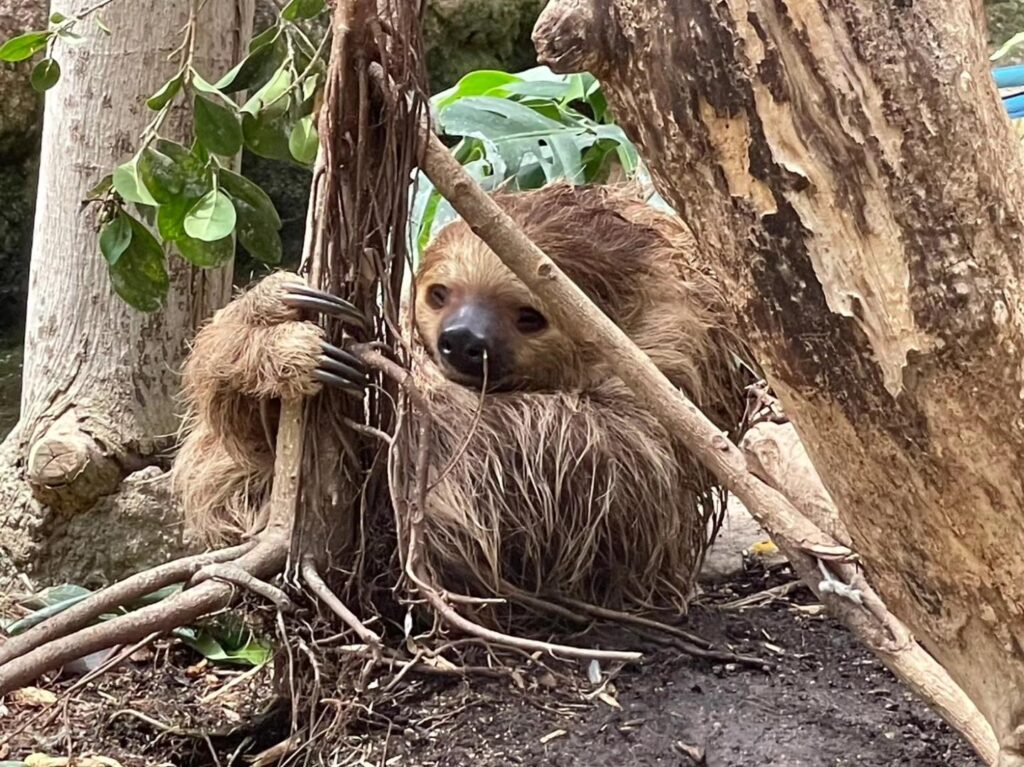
[{"xmin": 173, "ymin": 183, "xmax": 750, "ymax": 612}]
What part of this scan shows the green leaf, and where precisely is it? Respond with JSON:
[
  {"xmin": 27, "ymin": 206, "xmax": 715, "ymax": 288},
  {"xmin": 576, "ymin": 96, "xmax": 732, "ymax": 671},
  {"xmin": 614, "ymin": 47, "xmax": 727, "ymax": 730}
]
[
  {"xmin": 288, "ymin": 114, "xmax": 318, "ymax": 165},
  {"xmin": 137, "ymin": 142, "xmax": 210, "ymax": 207},
  {"xmin": 156, "ymin": 196, "xmax": 192, "ymax": 240},
  {"xmin": 215, "ymin": 35, "xmax": 286, "ymax": 95},
  {"xmin": 249, "ymin": 24, "xmax": 280, "ymax": 52},
  {"xmin": 49, "ymin": 12, "xmax": 68, "ymax": 24},
  {"xmin": 30, "ymin": 57, "xmax": 60, "ymax": 91},
  {"xmin": 95, "ymin": 14, "xmax": 111, "ymax": 34},
  {"xmin": 434, "ymin": 70, "xmax": 522, "ymax": 109},
  {"xmin": 175, "ymin": 620, "xmax": 272, "ymax": 667},
  {"xmin": 85, "ymin": 173, "xmax": 113, "ymax": 201},
  {"xmin": 282, "ymin": 0, "xmax": 325, "ymax": 20},
  {"xmin": 54, "ymin": 26, "xmax": 83, "ymax": 43},
  {"xmin": 189, "ymin": 69, "xmax": 222, "ymax": 94},
  {"xmin": 194, "ymin": 94, "xmax": 243, "ymax": 156},
  {"xmin": 99, "ymin": 212, "xmax": 133, "ymax": 266},
  {"xmin": 241, "ymin": 110, "xmax": 293, "ymax": 162},
  {"xmin": 108, "ymin": 216, "xmax": 169, "ymax": 312},
  {"xmin": 240, "ymin": 65, "xmax": 292, "ymax": 116},
  {"xmin": 174, "ymin": 232, "xmax": 235, "ymax": 268},
  {"xmin": 0, "ymin": 31, "xmax": 51, "ymax": 62},
  {"xmin": 146, "ymin": 72, "xmax": 183, "ymax": 110},
  {"xmin": 229, "ymin": 194, "xmax": 282, "ymax": 265},
  {"xmin": 219, "ymin": 169, "xmax": 281, "ymax": 228},
  {"xmin": 113, "ymin": 156, "xmax": 159, "ymax": 206},
  {"xmin": 184, "ymin": 188, "xmax": 236, "ymax": 241}
]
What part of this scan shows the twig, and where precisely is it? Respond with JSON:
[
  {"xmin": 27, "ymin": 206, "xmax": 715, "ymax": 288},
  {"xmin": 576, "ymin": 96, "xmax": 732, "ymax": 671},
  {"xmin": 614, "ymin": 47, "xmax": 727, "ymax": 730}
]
[
  {"xmin": 718, "ymin": 580, "xmax": 801, "ymax": 610},
  {"xmin": 300, "ymin": 555, "xmax": 382, "ymax": 647}
]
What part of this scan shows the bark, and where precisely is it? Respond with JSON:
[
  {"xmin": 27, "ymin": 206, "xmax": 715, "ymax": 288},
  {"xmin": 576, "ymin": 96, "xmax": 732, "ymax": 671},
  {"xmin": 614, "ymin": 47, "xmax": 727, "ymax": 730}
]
[
  {"xmin": 0, "ymin": 0, "xmax": 254, "ymax": 587},
  {"xmin": 534, "ymin": 0, "xmax": 1024, "ymax": 759}
]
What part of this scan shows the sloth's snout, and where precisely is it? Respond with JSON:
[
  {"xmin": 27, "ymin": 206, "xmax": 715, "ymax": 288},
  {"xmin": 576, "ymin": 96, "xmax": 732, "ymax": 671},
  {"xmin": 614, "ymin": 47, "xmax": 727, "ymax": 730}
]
[{"xmin": 437, "ymin": 304, "xmax": 505, "ymax": 384}]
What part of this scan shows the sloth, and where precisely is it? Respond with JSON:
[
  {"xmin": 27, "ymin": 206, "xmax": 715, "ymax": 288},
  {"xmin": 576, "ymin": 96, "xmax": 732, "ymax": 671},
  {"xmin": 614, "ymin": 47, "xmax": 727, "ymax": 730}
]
[{"xmin": 173, "ymin": 183, "xmax": 751, "ymax": 612}]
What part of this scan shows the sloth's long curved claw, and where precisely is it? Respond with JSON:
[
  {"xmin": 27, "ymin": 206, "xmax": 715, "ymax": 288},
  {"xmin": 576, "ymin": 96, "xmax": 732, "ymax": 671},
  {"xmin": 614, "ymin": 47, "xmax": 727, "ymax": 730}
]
[
  {"xmin": 315, "ymin": 342, "xmax": 368, "ymax": 397},
  {"xmin": 321, "ymin": 341, "xmax": 365, "ymax": 373},
  {"xmin": 282, "ymin": 284, "xmax": 368, "ymax": 330},
  {"xmin": 313, "ymin": 368, "xmax": 365, "ymax": 397}
]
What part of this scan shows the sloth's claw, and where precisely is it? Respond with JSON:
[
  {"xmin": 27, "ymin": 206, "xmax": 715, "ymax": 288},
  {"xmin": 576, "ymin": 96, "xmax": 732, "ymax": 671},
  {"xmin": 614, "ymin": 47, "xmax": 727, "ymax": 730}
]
[
  {"xmin": 313, "ymin": 369, "xmax": 365, "ymax": 397},
  {"xmin": 321, "ymin": 341, "xmax": 365, "ymax": 373},
  {"xmin": 282, "ymin": 284, "xmax": 368, "ymax": 330},
  {"xmin": 315, "ymin": 343, "xmax": 368, "ymax": 397}
]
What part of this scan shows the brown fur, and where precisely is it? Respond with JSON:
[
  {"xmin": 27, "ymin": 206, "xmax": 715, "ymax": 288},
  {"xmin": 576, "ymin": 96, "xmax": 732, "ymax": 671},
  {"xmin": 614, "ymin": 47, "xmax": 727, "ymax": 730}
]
[{"xmin": 173, "ymin": 183, "xmax": 750, "ymax": 612}]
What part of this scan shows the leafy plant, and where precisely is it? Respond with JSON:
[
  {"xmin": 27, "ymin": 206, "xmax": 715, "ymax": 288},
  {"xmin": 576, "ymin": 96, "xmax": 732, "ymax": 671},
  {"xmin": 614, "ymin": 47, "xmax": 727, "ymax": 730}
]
[
  {"xmin": 0, "ymin": 2, "xmax": 328, "ymax": 312},
  {"xmin": 411, "ymin": 66, "xmax": 642, "ymax": 260}
]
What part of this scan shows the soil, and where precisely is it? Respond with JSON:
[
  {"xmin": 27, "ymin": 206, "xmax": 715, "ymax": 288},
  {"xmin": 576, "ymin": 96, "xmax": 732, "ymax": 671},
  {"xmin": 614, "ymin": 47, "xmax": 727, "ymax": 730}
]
[{"xmin": 0, "ymin": 569, "xmax": 984, "ymax": 767}]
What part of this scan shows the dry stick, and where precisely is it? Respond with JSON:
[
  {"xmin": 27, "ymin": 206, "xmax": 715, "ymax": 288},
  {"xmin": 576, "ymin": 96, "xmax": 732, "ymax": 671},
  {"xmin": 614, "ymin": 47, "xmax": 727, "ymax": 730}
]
[
  {"xmin": 414, "ymin": 134, "xmax": 998, "ymax": 762},
  {"xmin": 741, "ymin": 422, "xmax": 999, "ymax": 764},
  {"xmin": 0, "ymin": 400, "xmax": 306, "ymax": 695},
  {"xmin": 0, "ymin": 540, "xmax": 256, "ymax": 667},
  {"xmin": 300, "ymin": 554, "xmax": 382, "ymax": 647}
]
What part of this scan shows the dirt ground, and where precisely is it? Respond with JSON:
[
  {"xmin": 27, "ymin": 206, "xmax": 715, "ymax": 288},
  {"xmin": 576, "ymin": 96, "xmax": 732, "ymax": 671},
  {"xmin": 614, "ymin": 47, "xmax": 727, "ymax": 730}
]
[{"xmin": 0, "ymin": 569, "xmax": 983, "ymax": 767}]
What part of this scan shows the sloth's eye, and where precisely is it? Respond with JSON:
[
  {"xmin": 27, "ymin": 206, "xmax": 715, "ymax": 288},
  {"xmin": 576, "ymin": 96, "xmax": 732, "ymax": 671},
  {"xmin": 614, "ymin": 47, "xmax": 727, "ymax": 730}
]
[
  {"xmin": 426, "ymin": 284, "xmax": 449, "ymax": 309},
  {"xmin": 516, "ymin": 307, "xmax": 548, "ymax": 334}
]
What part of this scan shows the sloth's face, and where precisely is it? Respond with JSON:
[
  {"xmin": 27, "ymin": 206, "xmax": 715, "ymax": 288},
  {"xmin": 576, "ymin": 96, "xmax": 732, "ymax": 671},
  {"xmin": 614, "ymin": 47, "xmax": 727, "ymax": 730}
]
[{"xmin": 414, "ymin": 231, "xmax": 582, "ymax": 391}]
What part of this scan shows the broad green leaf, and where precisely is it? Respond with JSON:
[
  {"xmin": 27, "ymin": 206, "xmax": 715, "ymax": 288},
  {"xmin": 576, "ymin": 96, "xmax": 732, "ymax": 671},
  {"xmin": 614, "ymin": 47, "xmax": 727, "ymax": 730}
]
[
  {"xmin": 0, "ymin": 31, "xmax": 50, "ymax": 62},
  {"xmin": 174, "ymin": 232, "xmax": 234, "ymax": 268},
  {"xmin": 434, "ymin": 70, "xmax": 522, "ymax": 109},
  {"xmin": 288, "ymin": 114, "xmax": 318, "ymax": 165},
  {"xmin": 194, "ymin": 94, "xmax": 243, "ymax": 157},
  {"xmin": 240, "ymin": 66, "xmax": 292, "ymax": 117},
  {"xmin": 229, "ymin": 194, "xmax": 282, "ymax": 265},
  {"xmin": 219, "ymin": 169, "xmax": 281, "ymax": 228},
  {"xmin": 189, "ymin": 69, "xmax": 222, "ymax": 95},
  {"xmin": 282, "ymin": 0, "xmax": 325, "ymax": 20},
  {"xmin": 137, "ymin": 146, "xmax": 184, "ymax": 203},
  {"xmin": 18, "ymin": 583, "xmax": 92, "ymax": 610},
  {"xmin": 108, "ymin": 216, "xmax": 169, "ymax": 312},
  {"xmin": 49, "ymin": 12, "xmax": 67, "ymax": 23},
  {"xmin": 146, "ymin": 72, "xmax": 183, "ymax": 110},
  {"xmin": 156, "ymin": 196, "xmax": 193, "ymax": 241},
  {"xmin": 152, "ymin": 139, "xmax": 211, "ymax": 199},
  {"xmin": 249, "ymin": 24, "xmax": 280, "ymax": 52},
  {"xmin": 241, "ymin": 110, "xmax": 293, "ymax": 162},
  {"xmin": 99, "ymin": 212, "xmax": 132, "ymax": 266},
  {"xmin": 113, "ymin": 156, "xmax": 159, "ymax": 206},
  {"xmin": 184, "ymin": 189, "xmax": 236, "ymax": 242},
  {"xmin": 30, "ymin": 57, "xmax": 60, "ymax": 92},
  {"xmin": 216, "ymin": 35, "xmax": 286, "ymax": 94},
  {"xmin": 85, "ymin": 173, "xmax": 113, "ymax": 201}
]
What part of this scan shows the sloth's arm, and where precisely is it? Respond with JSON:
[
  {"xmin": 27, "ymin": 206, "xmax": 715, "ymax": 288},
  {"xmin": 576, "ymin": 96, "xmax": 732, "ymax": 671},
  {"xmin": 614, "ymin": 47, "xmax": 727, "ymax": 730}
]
[{"xmin": 182, "ymin": 272, "xmax": 368, "ymax": 405}]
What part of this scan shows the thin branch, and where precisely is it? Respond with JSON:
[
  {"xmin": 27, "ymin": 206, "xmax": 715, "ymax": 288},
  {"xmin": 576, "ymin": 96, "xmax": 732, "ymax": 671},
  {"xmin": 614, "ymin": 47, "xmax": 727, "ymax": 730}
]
[
  {"xmin": 300, "ymin": 555, "xmax": 382, "ymax": 647},
  {"xmin": 191, "ymin": 563, "xmax": 295, "ymax": 612}
]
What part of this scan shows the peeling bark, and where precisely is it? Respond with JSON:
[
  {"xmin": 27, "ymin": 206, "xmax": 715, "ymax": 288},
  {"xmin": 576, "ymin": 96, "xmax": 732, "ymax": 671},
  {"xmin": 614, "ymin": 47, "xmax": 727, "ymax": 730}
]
[
  {"xmin": 536, "ymin": 0, "xmax": 1024, "ymax": 760},
  {"xmin": 0, "ymin": 0, "xmax": 255, "ymax": 585}
]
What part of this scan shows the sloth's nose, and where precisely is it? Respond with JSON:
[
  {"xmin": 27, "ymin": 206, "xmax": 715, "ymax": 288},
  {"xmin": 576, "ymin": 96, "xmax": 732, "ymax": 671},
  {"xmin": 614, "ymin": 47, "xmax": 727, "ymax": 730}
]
[{"xmin": 438, "ymin": 326, "xmax": 492, "ymax": 378}]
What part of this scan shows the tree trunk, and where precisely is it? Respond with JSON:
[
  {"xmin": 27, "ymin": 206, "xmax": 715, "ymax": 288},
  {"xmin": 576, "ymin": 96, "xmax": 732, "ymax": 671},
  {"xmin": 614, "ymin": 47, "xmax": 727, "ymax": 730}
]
[
  {"xmin": 535, "ymin": 0, "xmax": 1024, "ymax": 761},
  {"xmin": 0, "ymin": 0, "xmax": 254, "ymax": 587}
]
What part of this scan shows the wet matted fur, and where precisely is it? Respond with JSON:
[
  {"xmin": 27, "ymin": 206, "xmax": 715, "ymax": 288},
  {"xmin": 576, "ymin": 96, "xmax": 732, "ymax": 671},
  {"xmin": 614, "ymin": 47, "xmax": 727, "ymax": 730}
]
[{"xmin": 173, "ymin": 183, "xmax": 751, "ymax": 613}]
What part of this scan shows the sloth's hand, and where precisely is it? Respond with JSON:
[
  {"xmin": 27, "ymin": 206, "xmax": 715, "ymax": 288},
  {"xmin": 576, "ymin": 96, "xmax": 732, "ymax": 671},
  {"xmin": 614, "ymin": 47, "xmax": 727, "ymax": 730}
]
[{"xmin": 188, "ymin": 271, "xmax": 369, "ymax": 402}]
